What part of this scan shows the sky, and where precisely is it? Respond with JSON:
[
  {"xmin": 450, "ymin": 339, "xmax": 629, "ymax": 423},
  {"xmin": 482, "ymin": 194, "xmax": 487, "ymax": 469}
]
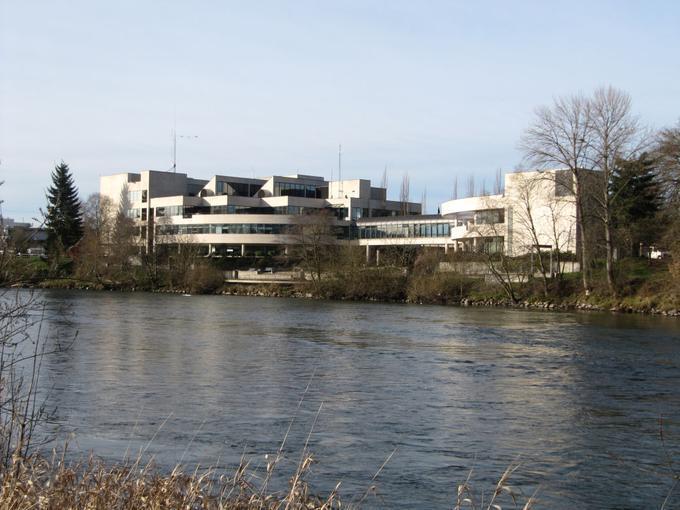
[{"xmin": 1, "ymin": 0, "xmax": 679, "ymax": 221}]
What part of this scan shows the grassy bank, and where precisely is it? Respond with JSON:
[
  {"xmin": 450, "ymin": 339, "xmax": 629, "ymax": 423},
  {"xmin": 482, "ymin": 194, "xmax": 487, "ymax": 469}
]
[{"xmin": 4, "ymin": 254, "xmax": 679, "ymax": 316}]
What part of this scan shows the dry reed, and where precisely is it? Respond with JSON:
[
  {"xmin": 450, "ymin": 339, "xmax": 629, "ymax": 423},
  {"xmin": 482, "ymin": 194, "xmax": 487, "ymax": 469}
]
[{"xmin": 0, "ymin": 446, "xmax": 341, "ymax": 510}]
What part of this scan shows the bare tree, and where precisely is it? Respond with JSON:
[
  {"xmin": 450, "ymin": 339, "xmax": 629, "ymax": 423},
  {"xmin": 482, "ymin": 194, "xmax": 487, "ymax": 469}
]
[
  {"xmin": 589, "ymin": 86, "xmax": 647, "ymax": 294},
  {"xmin": 509, "ymin": 174, "xmax": 551, "ymax": 297},
  {"xmin": 109, "ymin": 184, "xmax": 139, "ymax": 279},
  {"xmin": 507, "ymin": 172, "xmax": 575, "ymax": 297},
  {"xmin": 399, "ymin": 173, "xmax": 410, "ymax": 215},
  {"xmin": 452, "ymin": 175, "xmax": 458, "ymax": 200},
  {"xmin": 494, "ymin": 168, "xmax": 503, "ymax": 195},
  {"xmin": 0, "ymin": 291, "xmax": 73, "ymax": 468},
  {"xmin": 421, "ymin": 187, "xmax": 427, "ymax": 215},
  {"xmin": 519, "ymin": 92, "xmax": 595, "ymax": 295},
  {"xmin": 293, "ymin": 210, "xmax": 338, "ymax": 292},
  {"xmin": 380, "ymin": 165, "xmax": 388, "ymax": 190},
  {"xmin": 76, "ymin": 193, "xmax": 114, "ymax": 281},
  {"xmin": 466, "ymin": 175, "xmax": 475, "ymax": 198},
  {"xmin": 655, "ymin": 122, "xmax": 680, "ymax": 211}
]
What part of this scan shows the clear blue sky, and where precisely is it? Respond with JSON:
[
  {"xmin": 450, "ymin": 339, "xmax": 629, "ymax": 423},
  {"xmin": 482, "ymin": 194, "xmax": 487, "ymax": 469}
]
[{"xmin": 1, "ymin": 0, "xmax": 679, "ymax": 220}]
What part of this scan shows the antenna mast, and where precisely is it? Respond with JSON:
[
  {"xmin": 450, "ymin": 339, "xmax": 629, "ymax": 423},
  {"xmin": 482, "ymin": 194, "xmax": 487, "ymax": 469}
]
[
  {"xmin": 338, "ymin": 144, "xmax": 343, "ymax": 197},
  {"xmin": 172, "ymin": 127, "xmax": 177, "ymax": 172}
]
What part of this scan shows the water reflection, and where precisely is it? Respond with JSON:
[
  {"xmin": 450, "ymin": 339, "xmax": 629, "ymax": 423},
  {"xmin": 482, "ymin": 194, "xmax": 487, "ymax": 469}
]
[{"xmin": 22, "ymin": 290, "xmax": 680, "ymax": 509}]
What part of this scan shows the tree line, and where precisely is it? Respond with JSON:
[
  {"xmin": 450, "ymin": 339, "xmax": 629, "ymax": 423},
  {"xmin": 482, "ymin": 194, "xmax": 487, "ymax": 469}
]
[
  {"xmin": 1, "ymin": 85, "xmax": 678, "ymax": 301},
  {"xmin": 520, "ymin": 85, "xmax": 679, "ymax": 297}
]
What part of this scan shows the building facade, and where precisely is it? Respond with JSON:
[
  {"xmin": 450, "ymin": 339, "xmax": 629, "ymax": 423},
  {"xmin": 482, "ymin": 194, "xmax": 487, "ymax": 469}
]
[
  {"xmin": 357, "ymin": 169, "xmax": 580, "ymax": 257},
  {"xmin": 99, "ymin": 170, "xmax": 421, "ymax": 256},
  {"xmin": 100, "ymin": 168, "xmax": 582, "ymax": 259}
]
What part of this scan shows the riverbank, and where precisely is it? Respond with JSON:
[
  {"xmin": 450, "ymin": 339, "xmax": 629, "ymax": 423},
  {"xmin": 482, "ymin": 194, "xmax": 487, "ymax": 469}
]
[{"xmin": 8, "ymin": 275, "xmax": 679, "ymax": 317}]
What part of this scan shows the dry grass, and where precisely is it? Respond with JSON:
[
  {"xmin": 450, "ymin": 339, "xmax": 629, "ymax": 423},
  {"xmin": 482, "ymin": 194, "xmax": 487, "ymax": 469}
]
[
  {"xmin": 0, "ymin": 447, "xmax": 341, "ymax": 510},
  {"xmin": 454, "ymin": 463, "xmax": 537, "ymax": 510}
]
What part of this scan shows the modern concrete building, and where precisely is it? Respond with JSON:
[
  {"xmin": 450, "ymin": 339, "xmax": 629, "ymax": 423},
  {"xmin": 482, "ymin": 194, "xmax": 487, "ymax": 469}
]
[
  {"xmin": 99, "ymin": 170, "xmax": 421, "ymax": 256},
  {"xmin": 99, "ymin": 168, "xmax": 583, "ymax": 260},
  {"xmin": 357, "ymin": 169, "xmax": 581, "ymax": 258}
]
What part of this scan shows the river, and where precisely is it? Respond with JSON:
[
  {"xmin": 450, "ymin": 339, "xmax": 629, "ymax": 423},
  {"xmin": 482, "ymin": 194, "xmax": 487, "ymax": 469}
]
[{"xmin": 21, "ymin": 289, "xmax": 680, "ymax": 508}]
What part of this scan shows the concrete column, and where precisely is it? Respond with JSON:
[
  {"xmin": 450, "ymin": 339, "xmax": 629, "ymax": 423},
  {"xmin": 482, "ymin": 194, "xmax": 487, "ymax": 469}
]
[
  {"xmin": 376, "ymin": 249, "xmax": 381, "ymax": 266},
  {"xmin": 284, "ymin": 245, "xmax": 289, "ymax": 255},
  {"xmin": 444, "ymin": 243, "xmax": 449, "ymax": 255},
  {"xmin": 365, "ymin": 245, "xmax": 372, "ymax": 264},
  {"xmin": 241, "ymin": 244, "xmax": 246, "ymax": 257}
]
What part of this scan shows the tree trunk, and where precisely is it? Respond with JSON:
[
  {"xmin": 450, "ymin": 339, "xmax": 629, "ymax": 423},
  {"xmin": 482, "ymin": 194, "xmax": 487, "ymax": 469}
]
[
  {"xmin": 603, "ymin": 214, "xmax": 616, "ymax": 294},
  {"xmin": 574, "ymin": 177, "xmax": 591, "ymax": 295}
]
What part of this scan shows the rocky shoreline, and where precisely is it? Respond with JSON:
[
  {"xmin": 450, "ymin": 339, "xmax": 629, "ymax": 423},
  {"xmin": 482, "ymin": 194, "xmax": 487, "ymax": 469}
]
[
  {"xmin": 219, "ymin": 284, "xmax": 680, "ymax": 317},
  {"xmin": 7, "ymin": 279, "xmax": 679, "ymax": 317}
]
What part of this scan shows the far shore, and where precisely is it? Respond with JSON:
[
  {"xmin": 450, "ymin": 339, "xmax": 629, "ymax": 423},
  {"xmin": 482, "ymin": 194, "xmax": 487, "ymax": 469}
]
[{"xmin": 5, "ymin": 278, "xmax": 679, "ymax": 318}]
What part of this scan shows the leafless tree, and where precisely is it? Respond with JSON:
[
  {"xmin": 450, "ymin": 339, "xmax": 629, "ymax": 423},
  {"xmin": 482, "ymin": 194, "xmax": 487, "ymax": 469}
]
[
  {"xmin": 519, "ymin": 92, "xmax": 595, "ymax": 295},
  {"xmin": 466, "ymin": 175, "xmax": 475, "ymax": 198},
  {"xmin": 421, "ymin": 187, "xmax": 427, "ymax": 215},
  {"xmin": 589, "ymin": 86, "xmax": 647, "ymax": 294},
  {"xmin": 0, "ymin": 290, "xmax": 73, "ymax": 468},
  {"xmin": 380, "ymin": 166, "xmax": 388, "ymax": 190},
  {"xmin": 494, "ymin": 168, "xmax": 503, "ymax": 195},
  {"xmin": 399, "ymin": 173, "xmax": 410, "ymax": 215},
  {"xmin": 508, "ymin": 172, "xmax": 575, "ymax": 297},
  {"xmin": 655, "ymin": 122, "xmax": 680, "ymax": 210},
  {"xmin": 467, "ymin": 197, "xmax": 526, "ymax": 302},
  {"xmin": 509, "ymin": 174, "xmax": 551, "ymax": 297},
  {"xmin": 76, "ymin": 193, "xmax": 114, "ymax": 281},
  {"xmin": 108, "ymin": 184, "xmax": 138, "ymax": 278},
  {"xmin": 293, "ymin": 210, "xmax": 339, "ymax": 291},
  {"xmin": 452, "ymin": 175, "xmax": 458, "ymax": 200}
]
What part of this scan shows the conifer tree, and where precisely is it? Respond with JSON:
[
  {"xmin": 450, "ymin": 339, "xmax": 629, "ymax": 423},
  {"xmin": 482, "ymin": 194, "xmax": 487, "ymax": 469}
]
[
  {"xmin": 610, "ymin": 154, "xmax": 662, "ymax": 256},
  {"xmin": 45, "ymin": 162, "xmax": 83, "ymax": 253}
]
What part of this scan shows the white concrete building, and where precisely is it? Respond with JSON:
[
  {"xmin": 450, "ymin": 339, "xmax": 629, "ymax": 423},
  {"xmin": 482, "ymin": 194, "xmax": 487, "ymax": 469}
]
[
  {"xmin": 357, "ymin": 169, "xmax": 581, "ymax": 257},
  {"xmin": 99, "ymin": 170, "xmax": 421, "ymax": 256},
  {"xmin": 100, "ymin": 168, "xmax": 583, "ymax": 259}
]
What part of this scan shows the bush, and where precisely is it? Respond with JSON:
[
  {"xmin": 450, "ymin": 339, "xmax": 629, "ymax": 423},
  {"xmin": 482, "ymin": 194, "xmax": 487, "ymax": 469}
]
[
  {"xmin": 320, "ymin": 268, "xmax": 407, "ymax": 301},
  {"xmin": 189, "ymin": 263, "xmax": 224, "ymax": 294},
  {"xmin": 407, "ymin": 272, "xmax": 478, "ymax": 304}
]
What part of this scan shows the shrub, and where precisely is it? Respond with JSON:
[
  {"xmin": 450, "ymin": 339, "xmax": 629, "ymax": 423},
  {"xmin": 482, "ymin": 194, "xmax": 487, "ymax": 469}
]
[
  {"xmin": 407, "ymin": 272, "xmax": 478, "ymax": 304},
  {"xmin": 189, "ymin": 263, "xmax": 224, "ymax": 294}
]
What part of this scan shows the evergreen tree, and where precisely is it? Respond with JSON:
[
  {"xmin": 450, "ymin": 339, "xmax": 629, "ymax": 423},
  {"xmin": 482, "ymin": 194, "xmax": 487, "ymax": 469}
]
[
  {"xmin": 610, "ymin": 154, "xmax": 662, "ymax": 256},
  {"xmin": 45, "ymin": 162, "xmax": 83, "ymax": 253}
]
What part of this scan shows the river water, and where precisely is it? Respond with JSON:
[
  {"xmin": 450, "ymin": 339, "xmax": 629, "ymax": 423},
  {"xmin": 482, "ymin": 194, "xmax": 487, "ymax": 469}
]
[{"xmin": 22, "ymin": 290, "xmax": 680, "ymax": 508}]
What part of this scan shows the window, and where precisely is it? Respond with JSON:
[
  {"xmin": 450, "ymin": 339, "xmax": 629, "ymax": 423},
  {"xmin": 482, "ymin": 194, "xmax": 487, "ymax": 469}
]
[
  {"xmin": 216, "ymin": 181, "xmax": 255, "ymax": 197},
  {"xmin": 274, "ymin": 182, "xmax": 318, "ymax": 198},
  {"xmin": 141, "ymin": 208, "xmax": 147, "ymax": 221},
  {"xmin": 156, "ymin": 205, "xmax": 184, "ymax": 217},
  {"xmin": 475, "ymin": 209, "xmax": 505, "ymax": 225},
  {"xmin": 555, "ymin": 171, "xmax": 575, "ymax": 196},
  {"xmin": 482, "ymin": 236, "xmax": 504, "ymax": 254},
  {"xmin": 358, "ymin": 222, "xmax": 451, "ymax": 239},
  {"xmin": 127, "ymin": 190, "xmax": 142, "ymax": 203},
  {"xmin": 141, "ymin": 190, "xmax": 147, "ymax": 203},
  {"xmin": 126, "ymin": 208, "xmax": 141, "ymax": 219}
]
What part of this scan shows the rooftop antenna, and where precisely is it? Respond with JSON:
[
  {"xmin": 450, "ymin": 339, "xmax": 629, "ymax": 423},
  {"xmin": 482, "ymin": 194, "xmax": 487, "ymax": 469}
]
[
  {"xmin": 338, "ymin": 144, "xmax": 343, "ymax": 197},
  {"xmin": 170, "ymin": 117, "xmax": 198, "ymax": 173}
]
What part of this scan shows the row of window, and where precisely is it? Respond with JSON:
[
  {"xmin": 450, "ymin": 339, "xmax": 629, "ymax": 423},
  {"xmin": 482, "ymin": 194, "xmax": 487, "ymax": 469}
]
[
  {"xmin": 128, "ymin": 190, "xmax": 147, "ymax": 204},
  {"xmin": 274, "ymin": 182, "xmax": 321, "ymax": 198},
  {"xmin": 155, "ymin": 223, "xmax": 354, "ymax": 239},
  {"xmin": 216, "ymin": 181, "xmax": 258, "ymax": 197},
  {"xmin": 359, "ymin": 222, "xmax": 451, "ymax": 239},
  {"xmin": 157, "ymin": 223, "xmax": 292, "ymax": 235},
  {"xmin": 135, "ymin": 204, "xmax": 413, "ymax": 221}
]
